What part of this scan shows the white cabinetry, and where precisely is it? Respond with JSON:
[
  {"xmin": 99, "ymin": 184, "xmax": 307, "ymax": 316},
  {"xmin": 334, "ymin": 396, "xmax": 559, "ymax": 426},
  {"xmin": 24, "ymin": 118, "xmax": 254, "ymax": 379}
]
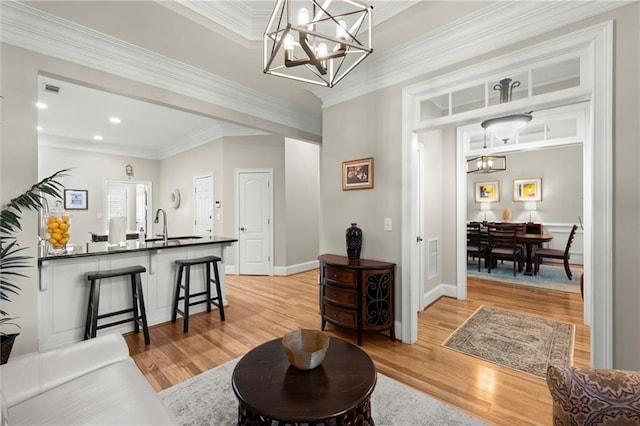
[{"xmin": 38, "ymin": 243, "xmax": 231, "ymax": 351}]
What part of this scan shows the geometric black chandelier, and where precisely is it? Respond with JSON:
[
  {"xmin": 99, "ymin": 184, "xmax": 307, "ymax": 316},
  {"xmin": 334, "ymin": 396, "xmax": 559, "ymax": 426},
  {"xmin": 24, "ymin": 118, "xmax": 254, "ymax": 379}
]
[
  {"xmin": 481, "ymin": 78, "xmax": 533, "ymax": 143},
  {"xmin": 264, "ymin": 0, "xmax": 373, "ymax": 88}
]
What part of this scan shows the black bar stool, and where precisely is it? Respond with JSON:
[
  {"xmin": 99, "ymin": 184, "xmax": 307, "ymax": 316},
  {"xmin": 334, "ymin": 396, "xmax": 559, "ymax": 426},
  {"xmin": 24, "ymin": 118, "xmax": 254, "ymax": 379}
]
[
  {"xmin": 172, "ymin": 255, "xmax": 225, "ymax": 333},
  {"xmin": 84, "ymin": 265, "xmax": 150, "ymax": 345}
]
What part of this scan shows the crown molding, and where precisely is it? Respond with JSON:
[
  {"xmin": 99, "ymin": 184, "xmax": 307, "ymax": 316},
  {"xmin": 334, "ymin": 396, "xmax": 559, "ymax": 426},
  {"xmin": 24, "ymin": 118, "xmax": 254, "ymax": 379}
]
[
  {"xmin": 312, "ymin": 0, "xmax": 629, "ymax": 108},
  {"xmin": 176, "ymin": 0, "xmax": 421, "ymax": 42},
  {"xmin": 39, "ymin": 134, "xmax": 167, "ymax": 160},
  {"xmin": 0, "ymin": 1, "xmax": 321, "ymax": 136},
  {"xmin": 40, "ymin": 122, "xmax": 269, "ymax": 160},
  {"xmin": 176, "ymin": 0, "xmax": 268, "ymax": 41}
]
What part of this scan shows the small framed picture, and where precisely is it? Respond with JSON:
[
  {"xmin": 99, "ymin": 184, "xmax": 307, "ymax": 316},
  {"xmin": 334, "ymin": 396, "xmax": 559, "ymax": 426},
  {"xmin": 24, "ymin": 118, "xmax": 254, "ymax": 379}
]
[
  {"xmin": 513, "ymin": 178, "xmax": 542, "ymax": 202},
  {"xmin": 64, "ymin": 189, "xmax": 88, "ymax": 210},
  {"xmin": 475, "ymin": 181, "xmax": 500, "ymax": 203},
  {"xmin": 342, "ymin": 157, "xmax": 374, "ymax": 190}
]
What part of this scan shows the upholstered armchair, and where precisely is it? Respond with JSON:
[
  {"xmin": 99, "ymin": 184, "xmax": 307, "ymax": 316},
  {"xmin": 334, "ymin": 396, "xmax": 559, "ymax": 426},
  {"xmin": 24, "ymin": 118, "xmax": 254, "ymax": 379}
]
[{"xmin": 546, "ymin": 365, "xmax": 640, "ymax": 425}]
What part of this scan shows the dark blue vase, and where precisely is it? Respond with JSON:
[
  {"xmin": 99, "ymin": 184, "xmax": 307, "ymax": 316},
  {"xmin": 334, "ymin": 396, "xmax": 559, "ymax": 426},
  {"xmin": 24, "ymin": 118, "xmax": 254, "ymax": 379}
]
[{"xmin": 346, "ymin": 223, "xmax": 362, "ymax": 260}]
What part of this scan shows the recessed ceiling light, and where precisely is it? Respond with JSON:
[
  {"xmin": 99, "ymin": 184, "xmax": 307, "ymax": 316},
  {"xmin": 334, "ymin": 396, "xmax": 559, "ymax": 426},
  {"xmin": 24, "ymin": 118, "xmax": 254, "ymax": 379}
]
[
  {"xmin": 36, "ymin": 102, "xmax": 48, "ymax": 109},
  {"xmin": 36, "ymin": 126, "xmax": 43, "ymax": 131},
  {"xmin": 93, "ymin": 135, "xmax": 104, "ymax": 141},
  {"xmin": 109, "ymin": 117, "xmax": 121, "ymax": 124}
]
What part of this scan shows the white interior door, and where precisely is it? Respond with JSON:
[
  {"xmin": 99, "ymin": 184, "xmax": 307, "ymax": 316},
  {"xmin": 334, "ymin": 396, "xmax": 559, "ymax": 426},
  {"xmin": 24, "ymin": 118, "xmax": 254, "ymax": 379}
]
[
  {"xmin": 236, "ymin": 169, "xmax": 273, "ymax": 275},
  {"xmin": 415, "ymin": 141, "xmax": 426, "ymax": 310},
  {"xmin": 194, "ymin": 174, "xmax": 214, "ymax": 237}
]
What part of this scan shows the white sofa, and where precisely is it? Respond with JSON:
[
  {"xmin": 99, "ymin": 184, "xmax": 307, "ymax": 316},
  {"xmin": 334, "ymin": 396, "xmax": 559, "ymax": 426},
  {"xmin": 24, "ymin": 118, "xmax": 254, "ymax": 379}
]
[{"xmin": 1, "ymin": 333, "xmax": 176, "ymax": 425}]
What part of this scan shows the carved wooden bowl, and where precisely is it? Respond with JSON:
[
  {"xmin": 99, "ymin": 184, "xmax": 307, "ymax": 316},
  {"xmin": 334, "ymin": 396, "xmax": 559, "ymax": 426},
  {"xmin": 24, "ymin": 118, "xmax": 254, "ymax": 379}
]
[{"xmin": 282, "ymin": 329, "xmax": 330, "ymax": 370}]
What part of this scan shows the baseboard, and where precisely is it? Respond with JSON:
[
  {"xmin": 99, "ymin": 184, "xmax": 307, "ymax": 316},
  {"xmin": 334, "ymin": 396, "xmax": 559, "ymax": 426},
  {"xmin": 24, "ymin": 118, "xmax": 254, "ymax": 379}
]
[
  {"xmin": 225, "ymin": 260, "xmax": 319, "ymax": 276},
  {"xmin": 274, "ymin": 260, "xmax": 319, "ymax": 276},
  {"xmin": 422, "ymin": 283, "xmax": 457, "ymax": 309}
]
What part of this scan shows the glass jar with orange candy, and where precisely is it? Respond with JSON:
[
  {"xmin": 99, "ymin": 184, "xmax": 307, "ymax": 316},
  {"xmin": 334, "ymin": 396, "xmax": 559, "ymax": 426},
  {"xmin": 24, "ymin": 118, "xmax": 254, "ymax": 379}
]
[{"xmin": 46, "ymin": 200, "xmax": 71, "ymax": 253}]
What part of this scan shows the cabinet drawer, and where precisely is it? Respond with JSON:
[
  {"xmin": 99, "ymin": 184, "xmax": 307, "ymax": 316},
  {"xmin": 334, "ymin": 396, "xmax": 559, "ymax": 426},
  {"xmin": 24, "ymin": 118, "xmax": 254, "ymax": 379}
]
[
  {"xmin": 324, "ymin": 304, "xmax": 356, "ymax": 327},
  {"xmin": 323, "ymin": 286, "xmax": 357, "ymax": 308},
  {"xmin": 324, "ymin": 266, "xmax": 356, "ymax": 287}
]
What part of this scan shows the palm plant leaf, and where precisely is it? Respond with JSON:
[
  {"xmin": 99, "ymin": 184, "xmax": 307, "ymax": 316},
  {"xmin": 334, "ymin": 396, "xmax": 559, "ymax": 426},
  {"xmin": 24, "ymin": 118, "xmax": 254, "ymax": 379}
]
[
  {"xmin": 0, "ymin": 169, "xmax": 69, "ymax": 335},
  {"xmin": 0, "ymin": 168, "xmax": 70, "ymax": 236}
]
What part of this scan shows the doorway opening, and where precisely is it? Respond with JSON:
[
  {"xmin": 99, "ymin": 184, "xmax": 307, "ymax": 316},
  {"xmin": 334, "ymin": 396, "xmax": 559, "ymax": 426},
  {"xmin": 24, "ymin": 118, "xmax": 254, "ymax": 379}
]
[{"xmin": 401, "ymin": 22, "xmax": 612, "ymax": 367}]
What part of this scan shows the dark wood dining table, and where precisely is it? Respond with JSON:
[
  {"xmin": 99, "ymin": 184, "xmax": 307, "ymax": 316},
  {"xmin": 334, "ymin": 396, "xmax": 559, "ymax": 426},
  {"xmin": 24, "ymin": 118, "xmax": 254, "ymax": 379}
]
[{"xmin": 516, "ymin": 233, "xmax": 554, "ymax": 275}]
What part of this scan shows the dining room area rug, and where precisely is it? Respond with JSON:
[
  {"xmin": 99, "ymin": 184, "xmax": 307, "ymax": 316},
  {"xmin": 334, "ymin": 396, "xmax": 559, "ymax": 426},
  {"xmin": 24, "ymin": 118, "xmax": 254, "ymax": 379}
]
[
  {"xmin": 442, "ymin": 305, "xmax": 574, "ymax": 378},
  {"xmin": 467, "ymin": 262, "xmax": 582, "ymax": 293},
  {"xmin": 159, "ymin": 356, "xmax": 486, "ymax": 425}
]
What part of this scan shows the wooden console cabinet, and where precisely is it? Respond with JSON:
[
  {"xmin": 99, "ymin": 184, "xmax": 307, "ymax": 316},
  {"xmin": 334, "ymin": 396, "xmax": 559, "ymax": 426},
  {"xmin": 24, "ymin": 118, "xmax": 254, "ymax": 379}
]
[{"xmin": 318, "ymin": 254, "xmax": 395, "ymax": 345}]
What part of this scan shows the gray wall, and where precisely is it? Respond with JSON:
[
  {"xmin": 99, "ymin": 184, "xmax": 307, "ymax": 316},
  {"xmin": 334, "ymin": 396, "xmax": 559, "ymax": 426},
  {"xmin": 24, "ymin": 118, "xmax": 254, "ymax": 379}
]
[
  {"xmin": 220, "ymin": 134, "xmax": 286, "ymax": 267},
  {"xmin": 285, "ymin": 138, "xmax": 320, "ymax": 267},
  {"xmin": 467, "ymin": 145, "xmax": 583, "ymax": 224},
  {"xmin": 157, "ymin": 138, "xmax": 224, "ymax": 238},
  {"xmin": 320, "ymin": 86, "xmax": 403, "ymax": 269},
  {"xmin": 320, "ymin": 3, "xmax": 640, "ymax": 369}
]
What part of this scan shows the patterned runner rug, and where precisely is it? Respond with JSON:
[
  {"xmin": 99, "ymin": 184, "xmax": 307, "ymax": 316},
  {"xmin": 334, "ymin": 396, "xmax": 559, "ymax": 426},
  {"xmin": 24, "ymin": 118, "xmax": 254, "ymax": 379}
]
[
  {"xmin": 442, "ymin": 306, "xmax": 574, "ymax": 378},
  {"xmin": 159, "ymin": 355, "xmax": 486, "ymax": 425}
]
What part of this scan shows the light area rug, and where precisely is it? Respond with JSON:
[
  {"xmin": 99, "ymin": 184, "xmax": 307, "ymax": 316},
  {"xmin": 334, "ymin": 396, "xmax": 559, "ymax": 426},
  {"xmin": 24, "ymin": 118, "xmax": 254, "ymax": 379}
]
[
  {"xmin": 159, "ymin": 356, "xmax": 486, "ymax": 426},
  {"xmin": 467, "ymin": 262, "xmax": 581, "ymax": 293},
  {"xmin": 442, "ymin": 305, "xmax": 574, "ymax": 379}
]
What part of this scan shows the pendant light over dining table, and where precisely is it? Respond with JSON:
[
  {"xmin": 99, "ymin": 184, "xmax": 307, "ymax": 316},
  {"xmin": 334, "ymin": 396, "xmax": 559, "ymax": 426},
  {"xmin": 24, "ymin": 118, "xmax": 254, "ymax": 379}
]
[{"xmin": 263, "ymin": 0, "xmax": 373, "ymax": 88}]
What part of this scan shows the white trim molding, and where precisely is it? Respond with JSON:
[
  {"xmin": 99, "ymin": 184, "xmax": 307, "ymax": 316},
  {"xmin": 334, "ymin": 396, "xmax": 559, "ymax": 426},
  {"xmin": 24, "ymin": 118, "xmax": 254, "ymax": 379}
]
[
  {"xmin": 273, "ymin": 260, "xmax": 319, "ymax": 276},
  {"xmin": 0, "ymin": 1, "xmax": 321, "ymax": 136},
  {"xmin": 315, "ymin": 0, "xmax": 627, "ymax": 108},
  {"xmin": 402, "ymin": 22, "xmax": 613, "ymax": 368}
]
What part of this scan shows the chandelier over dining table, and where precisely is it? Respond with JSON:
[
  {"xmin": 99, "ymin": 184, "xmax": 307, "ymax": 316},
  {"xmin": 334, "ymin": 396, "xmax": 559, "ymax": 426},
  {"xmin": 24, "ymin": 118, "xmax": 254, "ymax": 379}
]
[{"xmin": 263, "ymin": 0, "xmax": 373, "ymax": 88}]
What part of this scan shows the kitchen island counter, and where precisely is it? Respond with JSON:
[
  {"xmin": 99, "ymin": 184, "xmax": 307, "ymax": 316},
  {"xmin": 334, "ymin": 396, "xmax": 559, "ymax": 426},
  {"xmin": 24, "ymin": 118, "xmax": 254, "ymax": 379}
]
[
  {"xmin": 38, "ymin": 235, "xmax": 237, "ymax": 262},
  {"xmin": 38, "ymin": 236, "xmax": 237, "ymax": 351}
]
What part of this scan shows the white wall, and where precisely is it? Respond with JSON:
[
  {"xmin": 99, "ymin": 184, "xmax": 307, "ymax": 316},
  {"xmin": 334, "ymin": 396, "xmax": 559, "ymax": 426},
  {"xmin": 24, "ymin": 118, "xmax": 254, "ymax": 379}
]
[{"xmin": 38, "ymin": 146, "xmax": 160, "ymax": 246}]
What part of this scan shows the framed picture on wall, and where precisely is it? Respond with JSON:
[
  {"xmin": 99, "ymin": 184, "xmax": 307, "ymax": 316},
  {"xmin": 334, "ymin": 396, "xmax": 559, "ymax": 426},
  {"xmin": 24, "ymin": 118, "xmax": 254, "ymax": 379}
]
[
  {"xmin": 64, "ymin": 189, "xmax": 88, "ymax": 210},
  {"xmin": 342, "ymin": 157, "xmax": 374, "ymax": 190},
  {"xmin": 513, "ymin": 178, "xmax": 542, "ymax": 202},
  {"xmin": 475, "ymin": 181, "xmax": 500, "ymax": 203}
]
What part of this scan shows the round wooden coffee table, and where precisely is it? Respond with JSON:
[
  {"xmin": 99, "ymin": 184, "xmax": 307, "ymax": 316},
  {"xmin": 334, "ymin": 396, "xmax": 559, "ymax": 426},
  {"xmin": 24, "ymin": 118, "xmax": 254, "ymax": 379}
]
[{"xmin": 232, "ymin": 336, "xmax": 377, "ymax": 425}]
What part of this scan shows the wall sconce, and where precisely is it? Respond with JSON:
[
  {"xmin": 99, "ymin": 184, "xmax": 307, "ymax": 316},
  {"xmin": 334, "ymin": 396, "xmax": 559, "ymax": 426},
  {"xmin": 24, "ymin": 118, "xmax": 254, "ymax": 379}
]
[{"xmin": 125, "ymin": 164, "xmax": 133, "ymax": 178}]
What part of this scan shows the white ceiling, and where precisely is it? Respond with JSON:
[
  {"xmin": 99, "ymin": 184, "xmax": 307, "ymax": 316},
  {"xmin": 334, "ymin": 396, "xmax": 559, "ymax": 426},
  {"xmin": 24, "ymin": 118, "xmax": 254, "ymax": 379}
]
[
  {"xmin": 33, "ymin": 0, "xmax": 420, "ymax": 160},
  {"xmin": 37, "ymin": 76, "xmax": 266, "ymax": 160}
]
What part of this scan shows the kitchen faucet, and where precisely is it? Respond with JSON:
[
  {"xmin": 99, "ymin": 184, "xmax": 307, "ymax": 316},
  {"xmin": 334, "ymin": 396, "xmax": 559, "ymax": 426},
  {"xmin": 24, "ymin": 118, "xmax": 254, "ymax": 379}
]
[{"xmin": 154, "ymin": 208, "xmax": 168, "ymax": 244}]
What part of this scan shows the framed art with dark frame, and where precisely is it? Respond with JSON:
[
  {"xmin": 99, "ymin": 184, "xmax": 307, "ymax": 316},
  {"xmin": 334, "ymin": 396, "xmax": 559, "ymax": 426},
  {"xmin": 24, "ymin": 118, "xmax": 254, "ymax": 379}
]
[
  {"xmin": 342, "ymin": 157, "xmax": 374, "ymax": 190},
  {"xmin": 513, "ymin": 178, "xmax": 542, "ymax": 202},
  {"xmin": 64, "ymin": 189, "xmax": 88, "ymax": 210},
  {"xmin": 475, "ymin": 181, "xmax": 500, "ymax": 203}
]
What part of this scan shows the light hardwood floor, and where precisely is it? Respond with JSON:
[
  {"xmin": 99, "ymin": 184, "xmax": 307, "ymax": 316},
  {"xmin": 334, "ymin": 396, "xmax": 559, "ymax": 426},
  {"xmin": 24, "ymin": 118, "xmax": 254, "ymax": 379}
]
[{"xmin": 125, "ymin": 269, "xmax": 590, "ymax": 425}]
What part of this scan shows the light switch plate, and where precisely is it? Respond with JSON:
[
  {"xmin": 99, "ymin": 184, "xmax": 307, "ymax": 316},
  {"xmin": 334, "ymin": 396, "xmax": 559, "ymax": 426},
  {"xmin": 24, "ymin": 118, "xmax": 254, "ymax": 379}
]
[{"xmin": 384, "ymin": 218, "xmax": 392, "ymax": 231}]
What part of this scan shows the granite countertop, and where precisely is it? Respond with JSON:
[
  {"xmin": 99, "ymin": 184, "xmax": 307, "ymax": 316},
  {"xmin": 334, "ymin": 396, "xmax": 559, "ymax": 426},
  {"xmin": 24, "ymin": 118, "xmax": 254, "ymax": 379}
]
[{"xmin": 38, "ymin": 235, "xmax": 238, "ymax": 262}]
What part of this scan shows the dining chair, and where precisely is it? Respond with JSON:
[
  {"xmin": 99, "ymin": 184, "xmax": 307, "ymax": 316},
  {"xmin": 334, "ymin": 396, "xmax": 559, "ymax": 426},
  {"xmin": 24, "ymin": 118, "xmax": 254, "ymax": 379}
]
[
  {"xmin": 467, "ymin": 223, "xmax": 487, "ymax": 271},
  {"xmin": 487, "ymin": 225, "xmax": 523, "ymax": 277},
  {"xmin": 533, "ymin": 224, "xmax": 578, "ymax": 280}
]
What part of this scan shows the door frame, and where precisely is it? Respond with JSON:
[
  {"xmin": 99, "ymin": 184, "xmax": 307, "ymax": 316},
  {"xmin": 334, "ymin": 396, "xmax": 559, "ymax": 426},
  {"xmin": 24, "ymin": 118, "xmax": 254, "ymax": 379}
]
[
  {"xmin": 234, "ymin": 168, "xmax": 274, "ymax": 275},
  {"xmin": 193, "ymin": 172, "xmax": 215, "ymax": 237},
  {"xmin": 401, "ymin": 22, "xmax": 613, "ymax": 368},
  {"xmin": 103, "ymin": 179, "xmax": 153, "ymax": 234}
]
